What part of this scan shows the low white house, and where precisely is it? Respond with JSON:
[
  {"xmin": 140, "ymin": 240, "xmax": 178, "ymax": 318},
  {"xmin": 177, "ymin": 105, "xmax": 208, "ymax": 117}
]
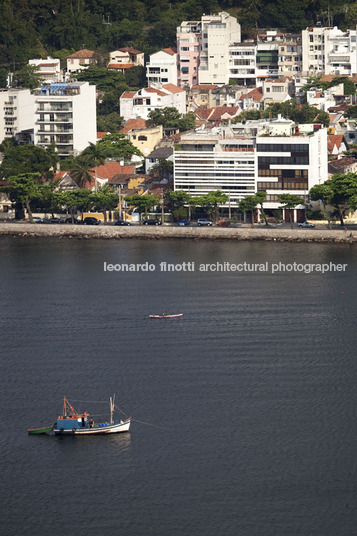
[
  {"xmin": 120, "ymin": 84, "xmax": 186, "ymax": 121},
  {"xmin": 28, "ymin": 57, "xmax": 62, "ymax": 84},
  {"xmin": 66, "ymin": 50, "xmax": 96, "ymax": 74},
  {"xmin": 146, "ymin": 48, "xmax": 178, "ymax": 86},
  {"xmin": 109, "ymin": 48, "xmax": 144, "ymax": 68}
]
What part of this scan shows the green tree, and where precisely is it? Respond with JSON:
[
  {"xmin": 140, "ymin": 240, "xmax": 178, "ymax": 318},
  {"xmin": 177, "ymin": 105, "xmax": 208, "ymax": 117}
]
[
  {"xmin": 255, "ymin": 190, "xmax": 268, "ymax": 225},
  {"xmin": 0, "ymin": 173, "xmax": 42, "ymax": 221},
  {"xmin": 0, "ymin": 144, "xmax": 56, "ymax": 179},
  {"xmin": 147, "ymin": 107, "xmax": 196, "ymax": 132},
  {"xmin": 97, "ymin": 113, "xmax": 124, "ymax": 132},
  {"xmin": 125, "ymin": 193, "xmax": 160, "ymax": 221},
  {"xmin": 97, "ymin": 133, "xmax": 143, "ymax": 160},
  {"xmin": 277, "ymin": 193, "xmax": 304, "ymax": 228},
  {"xmin": 13, "ymin": 64, "xmax": 41, "ymax": 90},
  {"xmin": 149, "ymin": 160, "xmax": 173, "ymax": 180},
  {"xmin": 164, "ymin": 189, "xmax": 192, "ymax": 220},
  {"xmin": 309, "ymin": 173, "xmax": 357, "ymax": 226},
  {"xmin": 70, "ymin": 156, "xmax": 93, "ymax": 189},
  {"xmin": 197, "ymin": 190, "xmax": 228, "ymax": 222},
  {"xmin": 238, "ymin": 195, "xmax": 259, "ymax": 227},
  {"xmin": 92, "ymin": 184, "xmax": 118, "ymax": 223},
  {"xmin": 82, "ymin": 142, "xmax": 107, "ymax": 192}
]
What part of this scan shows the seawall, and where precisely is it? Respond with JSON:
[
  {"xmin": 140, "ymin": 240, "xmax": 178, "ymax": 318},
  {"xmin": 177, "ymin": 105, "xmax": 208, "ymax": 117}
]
[{"xmin": 0, "ymin": 223, "xmax": 356, "ymax": 243}]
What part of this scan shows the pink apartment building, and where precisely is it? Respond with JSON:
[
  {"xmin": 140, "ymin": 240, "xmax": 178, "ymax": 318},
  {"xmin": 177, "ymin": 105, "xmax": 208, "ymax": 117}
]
[{"xmin": 177, "ymin": 21, "xmax": 202, "ymax": 88}]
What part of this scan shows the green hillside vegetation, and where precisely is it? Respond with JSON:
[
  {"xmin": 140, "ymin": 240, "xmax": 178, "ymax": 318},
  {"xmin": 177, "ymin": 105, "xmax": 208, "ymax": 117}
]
[{"xmin": 1, "ymin": 0, "xmax": 357, "ymax": 83}]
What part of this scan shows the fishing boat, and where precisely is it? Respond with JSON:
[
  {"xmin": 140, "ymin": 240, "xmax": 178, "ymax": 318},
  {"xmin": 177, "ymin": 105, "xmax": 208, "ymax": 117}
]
[
  {"xmin": 28, "ymin": 396, "xmax": 131, "ymax": 435},
  {"xmin": 149, "ymin": 313, "xmax": 183, "ymax": 319}
]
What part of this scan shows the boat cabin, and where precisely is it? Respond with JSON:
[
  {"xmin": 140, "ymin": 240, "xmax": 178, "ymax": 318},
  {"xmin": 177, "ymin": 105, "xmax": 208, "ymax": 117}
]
[{"xmin": 55, "ymin": 398, "xmax": 91, "ymax": 431}]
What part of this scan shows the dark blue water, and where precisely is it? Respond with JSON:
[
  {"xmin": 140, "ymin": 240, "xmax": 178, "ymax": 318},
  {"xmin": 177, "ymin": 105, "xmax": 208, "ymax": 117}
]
[{"xmin": 0, "ymin": 237, "xmax": 356, "ymax": 536}]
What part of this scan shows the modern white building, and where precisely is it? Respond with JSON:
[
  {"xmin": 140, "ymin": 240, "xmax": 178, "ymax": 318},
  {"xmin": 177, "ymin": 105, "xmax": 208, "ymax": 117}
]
[
  {"xmin": 302, "ymin": 26, "xmax": 357, "ymax": 76},
  {"xmin": 0, "ymin": 88, "xmax": 34, "ymax": 143},
  {"xmin": 28, "ymin": 57, "xmax": 62, "ymax": 84},
  {"xmin": 174, "ymin": 120, "xmax": 328, "ymax": 217},
  {"xmin": 229, "ymin": 42, "xmax": 257, "ymax": 86},
  {"xmin": 198, "ymin": 12, "xmax": 241, "ymax": 85},
  {"xmin": 34, "ymin": 82, "xmax": 97, "ymax": 158},
  {"xmin": 146, "ymin": 48, "xmax": 178, "ymax": 86},
  {"xmin": 120, "ymin": 84, "xmax": 186, "ymax": 121},
  {"xmin": 174, "ymin": 129, "xmax": 256, "ymax": 204}
]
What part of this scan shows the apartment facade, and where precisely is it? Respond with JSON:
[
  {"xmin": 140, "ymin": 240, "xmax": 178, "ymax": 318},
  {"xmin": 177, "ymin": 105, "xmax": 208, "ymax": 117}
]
[
  {"xmin": 34, "ymin": 82, "xmax": 97, "ymax": 158},
  {"xmin": 174, "ymin": 121, "xmax": 328, "ymax": 214},
  {"xmin": 278, "ymin": 34, "xmax": 302, "ymax": 76},
  {"xmin": 146, "ymin": 48, "xmax": 178, "ymax": 86},
  {"xmin": 174, "ymin": 130, "xmax": 256, "ymax": 204},
  {"xmin": 177, "ymin": 21, "xmax": 201, "ymax": 87},
  {"xmin": 229, "ymin": 42, "xmax": 257, "ymax": 86},
  {"xmin": 120, "ymin": 84, "xmax": 186, "ymax": 121},
  {"xmin": 0, "ymin": 88, "xmax": 34, "ymax": 144},
  {"xmin": 198, "ymin": 12, "xmax": 241, "ymax": 85}
]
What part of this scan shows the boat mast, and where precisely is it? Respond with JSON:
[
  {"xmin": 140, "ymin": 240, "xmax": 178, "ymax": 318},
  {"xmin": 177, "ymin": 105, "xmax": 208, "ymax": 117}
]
[{"xmin": 110, "ymin": 395, "xmax": 115, "ymax": 424}]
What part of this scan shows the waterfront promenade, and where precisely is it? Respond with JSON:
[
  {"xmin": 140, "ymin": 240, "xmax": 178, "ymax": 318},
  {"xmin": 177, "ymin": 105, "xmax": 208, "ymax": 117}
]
[{"xmin": 0, "ymin": 222, "xmax": 356, "ymax": 243}]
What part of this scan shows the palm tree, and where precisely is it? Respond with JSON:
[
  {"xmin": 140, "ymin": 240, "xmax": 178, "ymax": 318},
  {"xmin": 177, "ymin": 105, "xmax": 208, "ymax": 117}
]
[
  {"xmin": 82, "ymin": 142, "xmax": 106, "ymax": 192},
  {"xmin": 70, "ymin": 157, "xmax": 93, "ymax": 189}
]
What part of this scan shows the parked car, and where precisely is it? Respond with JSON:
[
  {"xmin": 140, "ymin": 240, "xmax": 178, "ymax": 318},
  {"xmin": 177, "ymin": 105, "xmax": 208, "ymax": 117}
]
[
  {"xmin": 217, "ymin": 220, "xmax": 230, "ymax": 227},
  {"xmin": 83, "ymin": 217, "xmax": 100, "ymax": 225},
  {"xmin": 42, "ymin": 217, "xmax": 62, "ymax": 224},
  {"xmin": 177, "ymin": 220, "xmax": 190, "ymax": 226},
  {"xmin": 297, "ymin": 221, "xmax": 315, "ymax": 228},
  {"xmin": 32, "ymin": 216, "xmax": 43, "ymax": 223},
  {"xmin": 142, "ymin": 219, "xmax": 162, "ymax": 225},
  {"xmin": 114, "ymin": 220, "xmax": 131, "ymax": 226},
  {"xmin": 197, "ymin": 219, "xmax": 213, "ymax": 227},
  {"xmin": 60, "ymin": 217, "xmax": 79, "ymax": 224}
]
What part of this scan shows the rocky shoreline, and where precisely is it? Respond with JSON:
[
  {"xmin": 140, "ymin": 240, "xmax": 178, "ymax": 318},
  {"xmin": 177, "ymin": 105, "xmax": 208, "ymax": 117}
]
[{"xmin": 0, "ymin": 222, "xmax": 356, "ymax": 243}]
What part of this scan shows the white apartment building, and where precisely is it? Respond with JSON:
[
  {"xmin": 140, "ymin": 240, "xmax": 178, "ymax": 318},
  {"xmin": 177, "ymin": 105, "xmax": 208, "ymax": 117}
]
[
  {"xmin": 28, "ymin": 57, "xmax": 62, "ymax": 84},
  {"xmin": 146, "ymin": 48, "xmax": 178, "ymax": 86},
  {"xmin": 34, "ymin": 82, "xmax": 96, "ymax": 158},
  {"xmin": 0, "ymin": 88, "xmax": 34, "ymax": 143},
  {"xmin": 278, "ymin": 34, "xmax": 302, "ymax": 76},
  {"xmin": 174, "ymin": 129, "xmax": 256, "ymax": 204},
  {"xmin": 177, "ymin": 20, "xmax": 201, "ymax": 87},
  {"xmin": 229, "ymin": 42, "xmax": 257, "ymax": 86},
  {"xmin": 174, "ymin": 120, "xmax": 328, "ymax": 216},
  {"xmin": 120, "ymin": 84, "xmax": 186, "ymax": 121},
  {"xmin": 302, "ymin": 26, "xmax": 357, "ymax": 76},
  {"xmin": 198, "ymin": 12, "xmax": 241, "ymax": 85}
]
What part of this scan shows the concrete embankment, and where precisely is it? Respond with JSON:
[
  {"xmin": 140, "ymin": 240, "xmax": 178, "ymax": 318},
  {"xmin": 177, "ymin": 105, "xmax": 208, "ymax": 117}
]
[{"xmin": 0, "ymin": 223, "xmax": 356, "ymax": 243}]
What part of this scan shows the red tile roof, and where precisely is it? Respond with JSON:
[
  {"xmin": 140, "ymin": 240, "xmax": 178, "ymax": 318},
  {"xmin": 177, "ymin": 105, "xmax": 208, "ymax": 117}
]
[
  {"xmin": 162, "ymin": 83, "xmax": 185, "ymax": 94},
  {"xmin": 108, "ymin": 63, "xmax": 134, "ymax": 69},
  {"xmin": 192, "ymin": 84, "xmax": 217, "ymax": 90},
  {"xmin": 67, "ymin": 49, "xmax": 95, "ymax": 59},
  {"xmin": 118, "ymin": 47, "xmax": 143, "ymax": 55},
  {"xmin": 327, "ymin": 134, "xmax": 345, "ymax": 154},
  {"xmin": 145, "ymin": 87, "xmax": 167, "ymax": 96},
  {"xmin": 97, "ymin": 131, "xmax": 109, "ymax": 139},
  {"xmin": 121, "ymin": 91, "xmax": 136, "ymax": 99},
  {"xmin": 162, "ymin": 48, "xmax": 177, "ymax": 55},
  {"xmin": 89, "ymin": 162, "xmax": 136, "ymax": 180},
  {"xmin": 120, "ymin": 118, "xmax": 147, "ymax": 133},
  {"xmin": 239, "ymin": 87, "xmax": 263, "ymax": 101},
  {"xmin": 194, "ymin": 107, "xmax": 240, "ymax": 121}
]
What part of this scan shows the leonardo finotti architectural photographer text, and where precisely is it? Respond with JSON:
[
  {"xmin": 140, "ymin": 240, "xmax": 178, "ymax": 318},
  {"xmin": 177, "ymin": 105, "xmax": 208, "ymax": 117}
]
[{"xmin": 103, "ymin": 261, "xmax": 348, "ymax": 274}]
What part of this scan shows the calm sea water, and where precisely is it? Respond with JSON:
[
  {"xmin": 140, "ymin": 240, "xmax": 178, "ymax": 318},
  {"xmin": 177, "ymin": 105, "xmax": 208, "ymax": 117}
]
[{"xmin": 0, "ymin": 237, "xmax": 356, "ymax": 536}]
